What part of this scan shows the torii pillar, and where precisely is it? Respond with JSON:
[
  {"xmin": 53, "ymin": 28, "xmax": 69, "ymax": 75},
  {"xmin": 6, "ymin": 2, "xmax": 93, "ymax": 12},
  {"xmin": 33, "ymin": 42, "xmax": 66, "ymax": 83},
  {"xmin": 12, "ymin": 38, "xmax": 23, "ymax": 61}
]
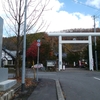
[{"xmin": 59, "ymin": 36, "xmax": 62, "ymax": 70}]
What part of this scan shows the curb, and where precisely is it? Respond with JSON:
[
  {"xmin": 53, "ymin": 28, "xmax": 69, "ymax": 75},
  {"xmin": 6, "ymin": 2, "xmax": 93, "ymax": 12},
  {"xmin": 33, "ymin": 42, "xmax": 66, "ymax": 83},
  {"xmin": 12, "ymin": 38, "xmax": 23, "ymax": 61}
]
[{"xmin": 56, "ymin": 80, "xmax": 65, "ymax": 100}]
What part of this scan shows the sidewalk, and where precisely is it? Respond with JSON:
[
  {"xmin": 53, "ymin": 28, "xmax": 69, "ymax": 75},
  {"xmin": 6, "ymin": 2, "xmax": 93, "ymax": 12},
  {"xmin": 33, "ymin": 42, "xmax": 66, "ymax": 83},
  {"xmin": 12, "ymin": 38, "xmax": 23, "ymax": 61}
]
[{"xmin": 28, "ymin": 78, "xmax": 65, "ymax": 100}]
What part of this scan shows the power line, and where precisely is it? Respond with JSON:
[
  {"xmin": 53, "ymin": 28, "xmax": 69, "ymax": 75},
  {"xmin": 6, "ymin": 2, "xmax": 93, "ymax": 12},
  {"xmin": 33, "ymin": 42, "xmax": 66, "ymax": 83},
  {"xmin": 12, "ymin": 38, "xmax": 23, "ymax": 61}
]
[
  {"xmin": 94, "ymin": 10, "xmax": 100, "ymax": 16},
  {"xmin": 73, "ymin": 0, "xmax": 100, "ymax": 11},
  {"xmin": 73, "ymin": 0, "xmax": 100, "ymax": 17}
]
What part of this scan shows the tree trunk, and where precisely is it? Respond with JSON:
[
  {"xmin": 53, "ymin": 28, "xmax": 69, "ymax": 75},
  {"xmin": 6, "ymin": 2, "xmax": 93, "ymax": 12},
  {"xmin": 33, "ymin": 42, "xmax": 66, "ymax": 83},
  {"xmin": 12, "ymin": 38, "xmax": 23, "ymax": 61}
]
[{"xmin": 15, "ymin": 48, "xmax": 20, "ymax": 78}]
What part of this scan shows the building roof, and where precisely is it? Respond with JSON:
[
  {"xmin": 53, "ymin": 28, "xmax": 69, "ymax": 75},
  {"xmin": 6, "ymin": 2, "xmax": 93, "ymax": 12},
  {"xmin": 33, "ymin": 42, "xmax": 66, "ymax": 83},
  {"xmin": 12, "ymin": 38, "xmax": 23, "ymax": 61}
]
[{"xmin": 2, "ymin": 48, "xmax": 16, "ymax": 59}]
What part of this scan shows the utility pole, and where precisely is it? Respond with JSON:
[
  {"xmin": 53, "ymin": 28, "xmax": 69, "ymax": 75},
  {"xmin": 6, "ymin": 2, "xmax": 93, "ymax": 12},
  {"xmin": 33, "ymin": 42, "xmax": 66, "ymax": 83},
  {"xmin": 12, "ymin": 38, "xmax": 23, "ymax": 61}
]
[{"xmin": 93, "ymin": 15, "xmax": 98, "ymax": 71}]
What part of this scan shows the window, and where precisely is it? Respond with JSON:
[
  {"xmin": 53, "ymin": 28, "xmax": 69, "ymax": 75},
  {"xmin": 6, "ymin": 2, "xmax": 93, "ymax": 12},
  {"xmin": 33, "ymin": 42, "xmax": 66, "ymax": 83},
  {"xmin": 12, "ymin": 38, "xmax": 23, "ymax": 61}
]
[{"xmin": 8, "ymin": 60, "xmax": 13, "ymax": 65}]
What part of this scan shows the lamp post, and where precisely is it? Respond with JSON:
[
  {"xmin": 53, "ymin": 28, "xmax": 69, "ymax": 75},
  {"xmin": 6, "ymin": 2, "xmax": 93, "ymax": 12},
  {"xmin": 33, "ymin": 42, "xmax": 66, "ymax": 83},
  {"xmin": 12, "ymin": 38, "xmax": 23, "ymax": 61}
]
[
  {"xmin": 36, "ymin": 39, "xmax": 41, "ymax": 82},
  {"xmin": 21, "ymin": 0, "xmax": 27, "ymax": 92}
]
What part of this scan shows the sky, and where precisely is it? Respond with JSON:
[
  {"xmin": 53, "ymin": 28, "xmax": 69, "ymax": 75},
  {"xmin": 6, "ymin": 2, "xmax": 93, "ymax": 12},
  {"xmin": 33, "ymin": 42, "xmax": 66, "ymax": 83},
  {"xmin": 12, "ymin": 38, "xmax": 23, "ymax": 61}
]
[
  {"xmin": 44, "ymin": 0, "xmax": 100, "ymax": 32},
  {"xmin": 0, "ymin": 0, "xmax": 100, "ymax": 37}
]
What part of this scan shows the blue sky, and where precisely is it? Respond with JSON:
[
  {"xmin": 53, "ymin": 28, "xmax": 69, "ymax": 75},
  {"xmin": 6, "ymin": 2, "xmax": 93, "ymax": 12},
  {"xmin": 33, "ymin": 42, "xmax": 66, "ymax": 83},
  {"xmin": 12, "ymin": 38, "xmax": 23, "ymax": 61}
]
[
  {"xmin": 0, "ymin": 0, "xmax": 100, "ymax": 37},
  {"xmin": 59, "ymin": 0, "xmax": 100, "ymax": 15}
]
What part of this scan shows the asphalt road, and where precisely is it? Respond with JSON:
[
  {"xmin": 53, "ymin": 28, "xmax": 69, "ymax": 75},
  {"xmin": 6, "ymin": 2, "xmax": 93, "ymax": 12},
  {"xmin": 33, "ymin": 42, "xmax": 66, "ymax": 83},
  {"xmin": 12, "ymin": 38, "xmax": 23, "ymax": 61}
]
[
  {"xmin": 9, "ymin": 68, "xmax": 100, "ymax": 100},
  {"xmin": 57, "ymin": 69, "xmax": 100, "ymax": 100}
]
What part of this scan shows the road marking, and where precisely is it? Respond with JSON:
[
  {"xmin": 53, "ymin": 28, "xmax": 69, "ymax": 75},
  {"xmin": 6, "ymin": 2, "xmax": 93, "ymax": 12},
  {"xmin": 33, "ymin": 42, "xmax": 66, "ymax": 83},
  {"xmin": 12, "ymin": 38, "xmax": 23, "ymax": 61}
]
[{"xmin": 94, "ymin": 77, "xmax": 100, "ymax": 81}]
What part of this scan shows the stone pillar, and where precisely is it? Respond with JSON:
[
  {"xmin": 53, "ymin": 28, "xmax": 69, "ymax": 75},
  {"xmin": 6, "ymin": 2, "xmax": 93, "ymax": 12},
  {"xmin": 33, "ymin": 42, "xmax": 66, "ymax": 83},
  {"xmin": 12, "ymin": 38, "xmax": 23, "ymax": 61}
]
[
  {"xmin": 59, "ymin": 36, "xmax": 62, "ymax": 71},
  {"xmin": 88, "ymin": 35, "xmax": 93, "ymax": 71},
  {"xmin": 0, "ymin": 68, "xmax": 8, "ymax": 82},
  {"xmin": 0, "ymin": 17, "xmax": 3, "ymax": 67}
]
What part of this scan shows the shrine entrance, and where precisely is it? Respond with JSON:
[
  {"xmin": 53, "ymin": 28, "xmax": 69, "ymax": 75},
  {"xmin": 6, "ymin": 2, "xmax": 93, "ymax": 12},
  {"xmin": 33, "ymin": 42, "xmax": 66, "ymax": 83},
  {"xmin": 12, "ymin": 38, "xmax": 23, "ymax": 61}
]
[{"xmin": 48, "ymin": 32, "xmax": 100, "ymax": 71}]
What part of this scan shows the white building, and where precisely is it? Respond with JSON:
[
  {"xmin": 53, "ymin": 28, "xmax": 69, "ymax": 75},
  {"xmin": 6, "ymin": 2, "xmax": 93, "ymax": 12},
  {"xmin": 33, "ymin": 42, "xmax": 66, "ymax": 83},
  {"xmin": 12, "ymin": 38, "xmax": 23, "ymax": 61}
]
[{"xmin": 2, "ymin": 49, "xmax": 16, "ymax": 66}]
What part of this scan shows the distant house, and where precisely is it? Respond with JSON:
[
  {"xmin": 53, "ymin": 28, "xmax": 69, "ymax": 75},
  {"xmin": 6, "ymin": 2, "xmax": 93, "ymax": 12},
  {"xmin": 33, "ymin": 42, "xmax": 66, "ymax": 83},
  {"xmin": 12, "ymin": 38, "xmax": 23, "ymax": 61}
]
[{"xmin": 1, "ymin": 48, "xmax": 16, "ymax": 66}]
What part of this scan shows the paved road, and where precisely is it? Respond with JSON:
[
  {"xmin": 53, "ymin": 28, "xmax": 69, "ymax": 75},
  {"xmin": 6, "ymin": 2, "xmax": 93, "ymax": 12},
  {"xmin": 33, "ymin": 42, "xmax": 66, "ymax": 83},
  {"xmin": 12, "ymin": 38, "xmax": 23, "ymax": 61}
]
[
  {"xmin": 57, "ymin": 69, "xmax": 100, "ymax": 100},
  {"xmin": 9, "ymin": 68, "xmax": 100, "ymax": 100},
  {"xmin": 28, "ymin": 78, "xmax": 57, "ymax": 100},
  {"xmin": 26, "ymin": 68, "xmax": 100, "ymax": 100}
]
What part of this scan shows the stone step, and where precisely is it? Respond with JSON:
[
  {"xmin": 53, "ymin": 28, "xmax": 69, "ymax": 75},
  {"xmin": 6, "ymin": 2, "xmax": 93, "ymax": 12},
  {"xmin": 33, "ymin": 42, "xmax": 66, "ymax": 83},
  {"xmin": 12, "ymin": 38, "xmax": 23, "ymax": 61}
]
[{"xmin": 0, "ymin": 80, "xmax": 17, "ymax": 91}]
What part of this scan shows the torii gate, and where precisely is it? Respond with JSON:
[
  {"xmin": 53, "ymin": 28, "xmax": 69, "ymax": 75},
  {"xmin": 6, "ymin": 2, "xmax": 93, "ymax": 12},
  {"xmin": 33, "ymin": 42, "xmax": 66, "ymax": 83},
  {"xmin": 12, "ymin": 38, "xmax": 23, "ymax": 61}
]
[{"xmin": 48, "ymin": 32, "xmax": 100, "ymax": 71}]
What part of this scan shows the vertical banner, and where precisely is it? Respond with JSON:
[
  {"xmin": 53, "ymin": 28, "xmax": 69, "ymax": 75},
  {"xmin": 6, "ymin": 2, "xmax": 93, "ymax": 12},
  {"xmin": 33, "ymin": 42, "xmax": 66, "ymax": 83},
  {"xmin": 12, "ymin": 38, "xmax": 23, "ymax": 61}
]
[{"xmin": 79, "ymin": 60, "xmax": 81, "ymax": 67}]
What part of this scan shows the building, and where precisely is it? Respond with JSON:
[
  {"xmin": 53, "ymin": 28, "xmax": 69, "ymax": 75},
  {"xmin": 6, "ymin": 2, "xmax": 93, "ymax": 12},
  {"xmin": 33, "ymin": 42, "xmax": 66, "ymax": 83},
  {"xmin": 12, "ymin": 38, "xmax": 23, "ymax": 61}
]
[{"xmin": 2, "ymin": 48, "xmax": 16, "ymax": 67}]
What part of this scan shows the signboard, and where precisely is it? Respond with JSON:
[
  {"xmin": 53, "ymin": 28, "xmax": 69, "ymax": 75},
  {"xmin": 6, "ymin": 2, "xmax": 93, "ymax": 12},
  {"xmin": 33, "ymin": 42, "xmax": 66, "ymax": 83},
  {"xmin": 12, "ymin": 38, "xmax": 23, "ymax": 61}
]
[
  {"xmin": 47, "ymin": 60, "xmax": 56, "ymax": 67},
  {"xmin": 37, "ymin": 39, "xmax": 41, "ymax": 46},
  {"xmin": 37, "ymin": 42, "xmax": 41, "ymax": 46}
]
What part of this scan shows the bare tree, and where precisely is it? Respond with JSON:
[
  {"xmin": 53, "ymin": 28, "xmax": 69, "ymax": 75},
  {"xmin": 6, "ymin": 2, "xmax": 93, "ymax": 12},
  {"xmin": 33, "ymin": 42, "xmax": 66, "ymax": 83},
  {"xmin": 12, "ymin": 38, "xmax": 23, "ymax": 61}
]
[{"xmin": 2, "ymin": 0, "xmax": 51, "ymax": 77}]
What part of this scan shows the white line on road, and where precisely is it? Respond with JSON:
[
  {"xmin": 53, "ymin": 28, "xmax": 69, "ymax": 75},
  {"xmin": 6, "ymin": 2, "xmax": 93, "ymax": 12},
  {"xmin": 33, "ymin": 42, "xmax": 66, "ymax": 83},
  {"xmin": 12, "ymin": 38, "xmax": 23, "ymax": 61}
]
[{"xmin": 93, "ymin": 77, "xmax": 100, "ymax": 81}]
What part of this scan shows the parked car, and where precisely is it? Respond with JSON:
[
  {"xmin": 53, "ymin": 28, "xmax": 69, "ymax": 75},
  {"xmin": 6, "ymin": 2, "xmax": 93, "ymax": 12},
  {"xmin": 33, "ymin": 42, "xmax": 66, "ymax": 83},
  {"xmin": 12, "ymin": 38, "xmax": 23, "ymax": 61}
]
[{"xmin": 33, "ymin": 63, "xmax": 43, "ymax": 68}]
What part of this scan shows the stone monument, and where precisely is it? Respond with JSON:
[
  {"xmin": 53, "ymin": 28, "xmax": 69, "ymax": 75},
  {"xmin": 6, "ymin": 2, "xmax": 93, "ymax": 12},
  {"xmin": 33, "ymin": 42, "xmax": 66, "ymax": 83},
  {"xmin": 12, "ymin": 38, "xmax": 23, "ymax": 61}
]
[
  {"xmin": 0, "ymin": 17, "xmax": 16, "ymax": 93},
  {"xmin": 0, "ymin": 17, "xmax": 3, "ymax": 67}
]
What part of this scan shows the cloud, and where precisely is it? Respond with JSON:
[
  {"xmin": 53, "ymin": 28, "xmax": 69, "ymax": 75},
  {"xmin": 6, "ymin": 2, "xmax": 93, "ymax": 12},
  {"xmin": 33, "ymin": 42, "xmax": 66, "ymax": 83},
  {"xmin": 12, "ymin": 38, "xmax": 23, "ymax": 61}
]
[
  {"xmin": 73, "ymin": 0, "xmax": 78, "ymax": 3},
  {"xmin": 0, "ymin": 1, "xmax": 4, "ymax": 17},
  {"xmin": 0, "ymin": 0, "xmax": 99, "ymax": 37},
  {"xmin": 43, "ymin": 0, "xmax": 99, "ymax": 32},
  {"xmin": 47, "ymin": 0, "xmax": 64, "ymax": 11},
  {"xmin": 36, "ymin": 0, "xmax": 99, "ymax": 32},
  {"xmin": 45, "ymin": 11, "xmax": 97, "ymax": 32},
  {"xmin": 86, "ymin": 0, "xmax": 100, "ymax": 9},
  {"xmin": 0, "ymin": 0, "xmax": 64, "ymax": 36}
]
